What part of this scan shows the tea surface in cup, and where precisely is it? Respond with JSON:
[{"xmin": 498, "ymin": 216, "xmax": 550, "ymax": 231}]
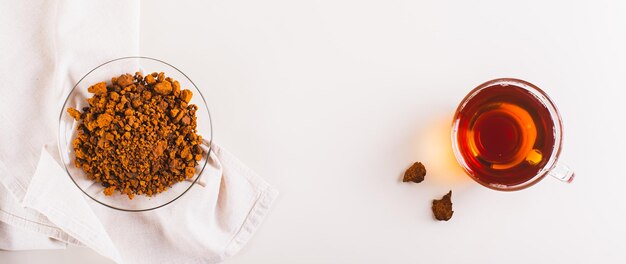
[{"xmin": 453, "ymin": 82, "xmax": 557, "ymax": 187}]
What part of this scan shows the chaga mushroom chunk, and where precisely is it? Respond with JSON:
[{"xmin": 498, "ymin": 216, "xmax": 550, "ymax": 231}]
[
  {"xmin": 67, "ymin": 108, "xmax": 82, "ymax": 121},
  {"xmin": 403, "ymin": 162, "xmax": 426, "ymax": 183},
  {"xmin": 432, "ymin": 191, "xmax": 453, "ymax": 221}
]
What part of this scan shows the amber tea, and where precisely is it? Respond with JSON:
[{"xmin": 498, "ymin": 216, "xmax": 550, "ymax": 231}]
[{"xmin": 452, "ymin": 79, "xmax": 565, "ymax": 190}]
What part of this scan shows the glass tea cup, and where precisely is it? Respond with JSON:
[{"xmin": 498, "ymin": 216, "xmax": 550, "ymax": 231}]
[{"xmin": 451, "ymin": 78, "xmax": 573, "ymax": 191}]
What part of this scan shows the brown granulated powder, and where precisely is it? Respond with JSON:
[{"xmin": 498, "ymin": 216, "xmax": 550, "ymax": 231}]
[{"xmin": 67, "ymin": 72, "xmax": 204, "ymax": 199}]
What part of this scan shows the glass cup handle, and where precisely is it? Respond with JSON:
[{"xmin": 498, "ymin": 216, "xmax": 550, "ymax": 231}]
[{"xmin": 548, "ymin": 163, "xmax": 575, "ymax": 183}]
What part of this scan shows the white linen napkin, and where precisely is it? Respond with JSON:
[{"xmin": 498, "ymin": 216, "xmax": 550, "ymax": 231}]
[
  {"xmin": 0, "ymin": 1, "xmax": 278, "ymax": 263},
  {"xmin": 0, "ymin": 0, "xmax": 124, "ymax": 250},
  {"xmin": 21, "ymin": 144, "xmax": 278, "ymax": 263},
  {"xmin": 0, "ymin": 221, "xmax": 66, "ymax": 251}
]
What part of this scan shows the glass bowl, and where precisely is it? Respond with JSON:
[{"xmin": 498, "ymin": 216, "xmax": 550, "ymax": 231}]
[{"xmin": 58, "ymin": 57, "xmax": 212, "ymax": 212}]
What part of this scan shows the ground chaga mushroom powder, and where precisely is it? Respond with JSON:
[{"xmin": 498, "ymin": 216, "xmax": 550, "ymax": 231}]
[{"xmin": 67, "ymin": 72, "xmax": 204, "ymax": 199}]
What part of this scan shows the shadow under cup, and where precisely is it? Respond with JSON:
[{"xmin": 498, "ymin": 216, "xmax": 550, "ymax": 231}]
[{"xmin": 451, "ymin": 78, "xmax": 573, "ymax": 191}]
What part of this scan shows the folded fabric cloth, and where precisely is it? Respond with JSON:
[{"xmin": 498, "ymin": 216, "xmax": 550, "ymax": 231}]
[
  {"xmin": 0, "ymin": 218, "xmax": 66, "ymax": 251},
  {"xmin": 0, "ymin": 1, "xmax": 278, "ymax": 263},
  {"xmin": 0, "ymin": 0, "xmax": 123, "ymax": 251},
  {"xmin": 22, "ymin": 143, "xmax": 278, "ymax": 263},
  {"xmin": 0, "ymin": 182, "xmax": 83, "ymax": 248}
]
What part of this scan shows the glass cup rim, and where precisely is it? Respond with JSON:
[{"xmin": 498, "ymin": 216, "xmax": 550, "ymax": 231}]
[
  {"xmin": 57, "ymin": 56, "xmax": 213, "ymax": 211},
  {"xmin": 451, "ymin": 78, "xmax": 564, "ymax": 191}
]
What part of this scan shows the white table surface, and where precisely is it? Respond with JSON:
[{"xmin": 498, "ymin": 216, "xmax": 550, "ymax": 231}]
[{"xmin": 2, "ymin": 0, "xmax": 626, "ymax": 263}]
